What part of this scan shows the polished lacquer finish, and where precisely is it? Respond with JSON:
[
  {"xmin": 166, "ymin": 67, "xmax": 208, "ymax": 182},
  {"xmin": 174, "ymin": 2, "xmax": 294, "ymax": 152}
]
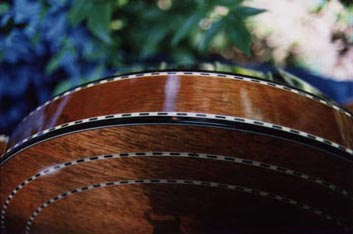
[
  {"xmin": 0, "ymin": 71, "xmax": 352, "ymax": 234},
  {"xmin": 0, "ymin": 136, "xmax": 7, "ymax": 158}
]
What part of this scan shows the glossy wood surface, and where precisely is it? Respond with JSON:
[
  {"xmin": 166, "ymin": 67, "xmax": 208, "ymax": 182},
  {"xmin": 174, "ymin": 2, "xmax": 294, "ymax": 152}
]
[
  {"xmin": 7, "ymin": 73, "xmax": 353, "ymax": 149},
  {"xmin": 0, "ymin": 140, "xmax": 6, "ymax": 157},
  {"xmin": 1, "ymin": 72, "xmax": 352, "ymax": 234},
  {"xmin": 1, "ymin": 125, "xmax": 352, "ymax": 233}
]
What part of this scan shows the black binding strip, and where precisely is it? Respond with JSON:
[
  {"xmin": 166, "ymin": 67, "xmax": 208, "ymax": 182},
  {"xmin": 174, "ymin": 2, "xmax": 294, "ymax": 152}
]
[
  {"xmin": 18, "ymin": 70, "xmax": 353, "ymax": 129},
  {"xmin": 0, "ymin": 115, "xmax": 352, "ymax": 165}
]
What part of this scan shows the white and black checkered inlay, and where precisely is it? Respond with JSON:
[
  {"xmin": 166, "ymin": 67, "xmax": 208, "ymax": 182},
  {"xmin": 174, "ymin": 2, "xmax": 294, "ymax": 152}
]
[
  {"xmin": 23, "ymin": 179, "xmax": 349, "ymax": 234},
  {"xmin": 6, "ymin": 112, "xmax": 353, "ymax": 158},
  {"xmin": 1, "ymin": 152, "xmax": 350, "ymax": 232},
  {"xmin": 19, "ymin": 71, "xmax": 352, "ymax": 127}
]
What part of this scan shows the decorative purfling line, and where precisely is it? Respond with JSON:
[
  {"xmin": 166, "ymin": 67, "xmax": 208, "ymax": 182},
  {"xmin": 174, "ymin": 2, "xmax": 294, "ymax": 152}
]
[
  {"xmin": 5, "ymin": 112, "xmax": 353, "ymax": 158},
  {"xmin": 1, "ymin": 152, "xmax": 350, "ymax": 231},
  {"xmin": 24, "ymin": 179, "xmax": 350, "ymax": 234},
  {"xmin": 18, "ymin": 71, "xmax": 351, "ymax": 127}
]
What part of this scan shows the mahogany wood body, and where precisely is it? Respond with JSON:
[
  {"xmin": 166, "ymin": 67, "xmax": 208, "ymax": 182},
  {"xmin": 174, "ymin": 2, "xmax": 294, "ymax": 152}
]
[
  {"xmin": 0, "ymin": 141, "xmax": 6, "ymax": 157},
  {"xmin": 345, "ymin": 102, "xmax": 353, "ymax": 113},
  {"xmin": 0, "ymin": 71, "xmax": 352, "ymax": 234}
]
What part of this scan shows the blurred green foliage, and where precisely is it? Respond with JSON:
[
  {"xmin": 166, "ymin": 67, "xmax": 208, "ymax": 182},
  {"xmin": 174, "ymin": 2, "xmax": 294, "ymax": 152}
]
[
  {"xmin": 67, "ymin": 0, "xmax": 264, "ymax": 64},
  {"xmin": 52, "ymin": 0, "xmax": 265, "ymax": 94},
  {"xmin": 3, "ymin": 0, "xmax": 352, "ymax": 134}
]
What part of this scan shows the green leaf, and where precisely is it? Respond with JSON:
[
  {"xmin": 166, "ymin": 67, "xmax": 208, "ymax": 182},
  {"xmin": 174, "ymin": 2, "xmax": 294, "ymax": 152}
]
[
  {"xmin": 226, "ymin": 19, "xmax": 252, "ymax": 55},
  {"xmin": 87, "ymin": 64, "xmax": 106, "ymax": 81},
  {"xmin": 171, "ymin": 13, "xmax": 202, "ymax": 47},
  {"xmin": 194, "ymin": 0, "xmax": 207, "ymax": 10},
  {"xmin": 53, "ymin": 80, "xmax": 74, "ymax": 96},
  {"xmin": 68, "ymin": 0, "xmax": 92, "ymax": 26},
  {"xmin": 214, "ymin": 0, "xmax": 243, "ymax": 7},
  {"xmin": 31, "ymin": 32, "xmax": 40, "ymax": 45},
  {"xmin": 46, "ymin": 51, "xmax": 65, "ymax": 75},
  {"xmin": 198, "ymin": 19, "xmax": 224, "ymax": 52},
  {"xmin": 235, "ymin": 6, "xmax": 266, "ymax": 18},
  {"xmin": 116, "ymin": 0, "xmax": 129, "ymax": 7},
  {"xmin": 140, "ymin": 26, "xmax": 169, "ymax": 57},
  {"xmin": 171, "ymin": 49, "xmax": 196, "ymax": 64},
  {"xmin": 87, "ymin": 2, "xmax": 112, "ymax": 44},
  {"xmin": 0, "ymin": 2, "xmax": 9, "ymax": 15}
]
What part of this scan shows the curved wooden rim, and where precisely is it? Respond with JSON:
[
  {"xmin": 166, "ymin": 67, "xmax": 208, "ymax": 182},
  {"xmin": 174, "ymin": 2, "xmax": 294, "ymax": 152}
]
[
  {"xmin": 5, "ymin": 71, "xmax": 353, "ymax": 160},
  {"xmin": 3, "ymin": 152, "xmax": 349, "ymax": 232},
  {"xmin": 23, "ymin": 179, "xmax": 348, "ymax": 234},
  {"xmin": 2, "ymin": 112, "xmax": 352, "ymax": 166},
  {"xmin": 2, "ymin": 71, "xmax": 352, "ymax": 234},
  {"xmin": 19, "ymin": 71, "xmax": 353, "ymax": 126},
  {"xmin": 2, "ymin": 152, "xmax": 348, "ymax": 212}
]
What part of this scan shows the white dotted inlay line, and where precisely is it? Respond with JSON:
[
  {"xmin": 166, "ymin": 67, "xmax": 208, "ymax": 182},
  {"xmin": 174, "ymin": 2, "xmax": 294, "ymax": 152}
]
[
  {"xmin": 6, "ymin": 112, "xmax": 353, "ymax": 158},
  {"xmin": 1, "ymin": 152, "xmax": 351, "ymax": 232},
  {"xmin": 16, "ymin": 71, "xmax": 352, "ymax": 136},
  {"xmin": 24, "ymin": 179, "xmax": 349, "ymax": 234},
  {"xmin": 18, "ymin": 71, "xmax": 352, "ymax": 127}
]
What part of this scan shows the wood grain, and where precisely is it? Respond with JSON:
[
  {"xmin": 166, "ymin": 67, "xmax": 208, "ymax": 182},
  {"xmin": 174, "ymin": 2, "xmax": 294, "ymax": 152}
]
[
  {"xmin": 1, "ymin": 125, "xmax": 352, "ymax": 234},
  {"xmin": 0, "ymin": 141, "xmax": 6, "ymax": 157},
  {"xmin": 7, "ymin": 74, "xmax": 353, "ymax": 149},
  {"xmin": 1, "ymin": 73, "xmax": 352, "ymax": 234}
]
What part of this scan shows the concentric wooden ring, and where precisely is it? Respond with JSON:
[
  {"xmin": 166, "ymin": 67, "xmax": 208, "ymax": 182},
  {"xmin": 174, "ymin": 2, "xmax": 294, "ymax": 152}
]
[{"xmin": 1, "ymin": 71, "xmax": 352, "ymax": 234}]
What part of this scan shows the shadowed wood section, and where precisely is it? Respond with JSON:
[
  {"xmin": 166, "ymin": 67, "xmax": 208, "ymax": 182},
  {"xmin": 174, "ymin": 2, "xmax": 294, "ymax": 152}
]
[
  {"xmin": 345, "ymin": 103, "xmax": 353, "ymax": 113},
  {"xmin": 7, "ymin": 73, "xmax": 353, "ymax": 149},
  {"xmin": 29, "ymin": 184, "xmax": 340, "ymax": 234},
  {"xmin": 1, "ymin": 125, "xmax": 352, "ymax": 233},
  {"xmin": 27, "ymin": 182, "xmax": 343, "ymax": 234}
]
